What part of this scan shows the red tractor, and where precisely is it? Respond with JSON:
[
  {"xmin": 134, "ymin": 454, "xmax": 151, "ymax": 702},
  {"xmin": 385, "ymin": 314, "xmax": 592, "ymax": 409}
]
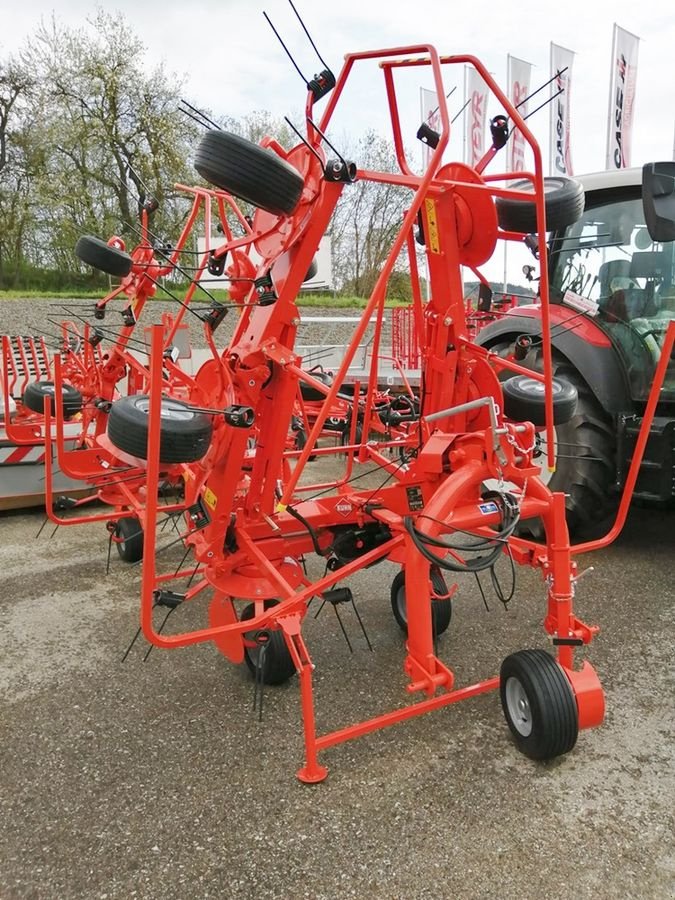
[{"xmin": 477, "ymin": 163, "xmax": 675, "ymax": 537}]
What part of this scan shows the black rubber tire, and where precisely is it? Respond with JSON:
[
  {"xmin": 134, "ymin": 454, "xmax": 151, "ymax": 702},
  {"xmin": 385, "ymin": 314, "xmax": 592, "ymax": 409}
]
[
  {"xmin": 299, "ymin": 369, "xmax": 333, "ymax": 402},
  {"xmin": 390, "ymin": 567, "xmax": 452, "ymax": 636},
  {"xmin": 502, "ymin": 374, "xmax": 577, "ymax": 426},
  {"xmin": 304, "ymin": 258, "xmax": 318, "ymax": 282},
  {"xmin": 75, "ymin": 235, "xmax": 133, "ymax": 277},
  {"xmin": 115, "ymin": 516, "xmax": 144, "ymax": 563},
  {"xmin": 240, "ymin": 601, "xmax": 296, "ymax": 686},
  {"xmin": 22, "ymin": 381, "xmax": 83, "ymax": 419},
  {"xmin": 107, "ymin": 394, "xmax": 212, "ymax": 464},
  {"xmin": 500, "ymin": 649, "xmax": 578, "ymax": 760},
  {"xmin": 194, "ymin": 130, "xmax": 303, "ymax": 217},
  {"xmin": 496, "ymin": 177, "xmax": 584, "ymax": 234},
  {"xmin": 340, "ymin": 419, "xmax": 363, "ymax": 446}
]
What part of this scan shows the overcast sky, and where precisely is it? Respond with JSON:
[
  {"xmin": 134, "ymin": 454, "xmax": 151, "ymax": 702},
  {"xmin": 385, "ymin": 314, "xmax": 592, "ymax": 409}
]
[{"xmin": 2, "ymin": 0, "xmax": 673, "ymax": 178}]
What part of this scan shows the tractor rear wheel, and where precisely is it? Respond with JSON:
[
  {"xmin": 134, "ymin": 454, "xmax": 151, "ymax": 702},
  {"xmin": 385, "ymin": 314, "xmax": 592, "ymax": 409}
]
[
  {"xmin": 496, "ymin": 177, "xmax": 584, "ymax": 234},
  {"xmin": 75, "ymin": 235, "xmax": 133, "ymax": 277},
  {"xmin": 107, "ymin": 395, "xmax": 212, "ymax": 464},
  {"xmin": 194, "ymin": 130, "xmax": 304, "ymax": 217},
  {"xmin": 491, "ymin": 343, "xmax": 615, "ymax": 539},
  {"xmin": 500, "ymin": 649, "xmax": 578, "ymax": 760},
  {"xmin": 240, "ymin": 601, "xmax": 296, "ymax": 685},
  {"xmin": 390, "ymin": 567, "xmax": 452, "ymax": 637}
]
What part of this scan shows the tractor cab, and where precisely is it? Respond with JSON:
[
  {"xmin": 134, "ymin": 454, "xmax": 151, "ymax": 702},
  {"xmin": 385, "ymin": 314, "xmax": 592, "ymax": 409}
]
[{"xmin": 548, "ymin": 164, "xmax": 675, "ymax": 402}]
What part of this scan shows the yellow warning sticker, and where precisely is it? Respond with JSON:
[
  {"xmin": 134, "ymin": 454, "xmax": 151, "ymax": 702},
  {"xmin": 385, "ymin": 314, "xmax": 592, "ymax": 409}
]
[
  {"xmin": 203, "ymin": 487, "xmax": 218, "ymax": 510},
  {"xmin": 425, "ymin": 199, "xmax": 441, "ymax": 254}
]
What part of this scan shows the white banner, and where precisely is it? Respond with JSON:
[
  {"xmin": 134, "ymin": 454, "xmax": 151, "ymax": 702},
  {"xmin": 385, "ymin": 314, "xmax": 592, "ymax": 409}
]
[
  {"xmin": 420, "ymin": 87, "xmax": 440, "ymax": 168},
  {"xmin": 605, "ymin": 24, "xmax": 640, "ymax": 169},
  {"xmin": 507, "ymin": 55, "xmax": 532, "ymax": 172},
  {"xmin": 464, "ymin": 66, "xmax": 489, "ymax": 169},
  {"xmin": 549, "ymin": 43, "xmax": 575, "ymax": 176}
]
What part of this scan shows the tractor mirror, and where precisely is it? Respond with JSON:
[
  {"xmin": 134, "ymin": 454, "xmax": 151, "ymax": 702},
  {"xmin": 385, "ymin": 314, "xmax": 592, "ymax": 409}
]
[{"xmin": 643, "ymin": 162, "xmax": 675, "ymax": 242}]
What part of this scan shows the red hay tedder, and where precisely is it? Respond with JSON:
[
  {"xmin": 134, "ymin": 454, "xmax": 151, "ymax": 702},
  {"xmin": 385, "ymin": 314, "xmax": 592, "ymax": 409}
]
[{"xmin": 12, "ymin": 41, "xmax": 675, "ymax": 782}]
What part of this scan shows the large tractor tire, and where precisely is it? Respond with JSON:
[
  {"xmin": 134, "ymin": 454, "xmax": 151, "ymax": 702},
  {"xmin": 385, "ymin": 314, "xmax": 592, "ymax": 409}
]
[
  {"xmin": 496, "ymin": 177, "xmax": 584, "ymax": 234},
  {"xmin": 491, "ymin": 342, "xmax": 616, "ymax": 539},
  {"xmin": 194, "ymin": 130, "xmax": 304, "ymax": 217}
]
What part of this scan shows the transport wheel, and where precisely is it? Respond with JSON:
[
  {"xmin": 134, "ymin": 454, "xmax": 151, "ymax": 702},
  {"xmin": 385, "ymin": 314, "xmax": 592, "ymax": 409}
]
[
  {"xmin": 240, "ymin": 601, "xmax": 296, "ymax": 686},
  {"xmin": 194, "ymin": 130, "xmax": 304, "ymax": 217},
  {"xmin": 490, "ymin": 342, "xmax": 615, "ymax": 539},
  {"xmin": 390, "ymin": 567, "xmax": 452, "ymax": 636},
  {"xmin": 496, "ymin": 176, "xmax": 584, "ymax": 233},
  {"xmin": 107, "ymin": 395, "xmax": 212, "ymax": 464},
  {"xmin": 500, "ymin": 649, "xmax": 578, "ymax": 760},
  {"xmin": 74, "ymin": 235, "xmax": 133, "ymax": 277},
  {"xmin": 115, "ymin": 516, "xmax": 144, "ymax": 563},
  {"xmin": 304, "ymin": 258, "xmax": 318, "ymax": 282},
  {"xmin": 299, "ymin": 368, "xmax": 333, "ymax": 402},
  {"xmin": 22, "ymin": 380, "xmax": 83, "ymax": 419},
  {"xmin": 502, "ymin": 374, "xmax": 577, "ymax": 426}
]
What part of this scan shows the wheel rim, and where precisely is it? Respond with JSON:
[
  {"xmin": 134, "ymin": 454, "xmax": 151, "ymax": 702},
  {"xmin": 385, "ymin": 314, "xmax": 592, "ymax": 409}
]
[
  {"xmin": 505, "ymin": 676, "xmax": 533, "ymax": 736},
  {"xmin": 136, "ymin": 398, "xmax": 194, "ymax": 421}
]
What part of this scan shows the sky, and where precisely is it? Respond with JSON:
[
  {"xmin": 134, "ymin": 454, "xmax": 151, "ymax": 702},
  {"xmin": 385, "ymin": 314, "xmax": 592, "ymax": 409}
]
[
  {"xmin": 1, "ymin": 0, "xmax": 673, "ymax": 176},
  {"xmin": 1, "ymin": 0, "xmax": 674, "ymax": 286}
]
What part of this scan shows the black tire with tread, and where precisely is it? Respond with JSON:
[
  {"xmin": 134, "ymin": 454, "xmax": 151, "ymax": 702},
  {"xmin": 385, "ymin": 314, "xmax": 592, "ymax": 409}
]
[
  {"xmin": 240, "ymin": 601, "xmax": 296, "ymax": 685},
  {"xmin": 502, "ymin": 374, "xmax": 577, "ymax": 426},
  {"xmin": 115, "ymin": 516, "xmax": 144, "ymax": 563},
  {"xmin": 390, "ymin": 567, "xmax": 452, "ymax": 636},
  {"xmin": 22, "ymin": 381, "xmax": 83, "ymax": 419},
  {"xmin": 500, "ymin": 649, "xmax": 578, "ymax": 760},
  {"xmin": 496, "ymin": 177, "xmax": 584, "ymax": 234},
  {"xmin": 75, "ymin": 235, "xmax": 133, "ymax": 277},
  {"xmin": 194, "ymin": 130, "xmax": 303, "ymax": 217},
  {"xmin": 491, "ymin": 342, "xmax": 615, "ymax": 539},
  {"xmin": 107, "ymin": 394, "xmax": 212, "ymax": 464}
]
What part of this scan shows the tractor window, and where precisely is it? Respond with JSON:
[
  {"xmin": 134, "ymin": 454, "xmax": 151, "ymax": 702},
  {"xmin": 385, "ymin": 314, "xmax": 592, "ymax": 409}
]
[{"xmin": 550, "ymin": 192, "xmax": 675, "ymax": 398}]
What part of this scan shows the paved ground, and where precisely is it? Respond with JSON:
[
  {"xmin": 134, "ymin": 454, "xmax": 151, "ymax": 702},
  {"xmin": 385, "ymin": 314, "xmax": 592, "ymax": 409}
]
[{"xmin": 1, "ymin": 488, "xmax": 673, "ymax": 900}]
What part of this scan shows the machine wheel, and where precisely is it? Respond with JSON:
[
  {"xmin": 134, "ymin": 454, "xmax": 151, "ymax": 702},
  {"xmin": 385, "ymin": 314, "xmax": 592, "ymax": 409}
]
[
  {"xmin": 75, "ymin": 235, "xmax": 133, "ymax": 277},
  {"xmin": 240, "ymin": 601, "xmax": 296, "ymax": 685},
  {"xmin": 500, "ymin": 649, "xmax": 578, "ymax": 760},
  {"xmin": 390, "ymin": 567, "xmax": 452, "ymax": 636},
  {"xmin": 22, "ymin": 381, "xmax": 83, "ymax": 419},
  {"xmin": 496, "ymin": 177, "xmax": 584, "ymax": 234},
  {"xmin": 490, "ymin": 343, "xmax": 616, "ymax": 539},
  {"xmin": 299, "ymin": 368, "xmax": 333, "ymax": 402},
  {"xmin": 502, "ymin": 374, "xmax": 577, "ymax": 426},
  {"xmin": 304, "ymin": 258, "xmax": 318, "ymax": 282},
  {"xmin": 194, "ymin": 130, "xmax": 304, "ymax": 217},
  {"xmin": 115, "ymin": 516, "xmax": 144, "ymax": 563},
  {"xmin": 107, "ymin": 395, "xmax": 212, "ymax": 464}
]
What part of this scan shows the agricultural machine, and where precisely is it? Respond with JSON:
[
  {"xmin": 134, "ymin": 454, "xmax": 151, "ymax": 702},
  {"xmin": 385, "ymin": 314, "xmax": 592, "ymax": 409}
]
[
  {"xmin": 23, "ymin": 32, "xmax": 675, "ymax": 781},
  {"xmin": 477, "ymin": 163, "xmax": 675, "ymax": 537}
]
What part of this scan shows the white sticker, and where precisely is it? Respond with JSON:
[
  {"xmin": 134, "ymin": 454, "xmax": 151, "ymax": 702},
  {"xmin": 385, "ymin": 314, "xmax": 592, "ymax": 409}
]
[
  {"xmin": 479, "ymin": 501, "xmax": 499, "ymax": 515},
  {"xmin": 562, "ymin": 290, "xmax": 599, "ymax": 317}
]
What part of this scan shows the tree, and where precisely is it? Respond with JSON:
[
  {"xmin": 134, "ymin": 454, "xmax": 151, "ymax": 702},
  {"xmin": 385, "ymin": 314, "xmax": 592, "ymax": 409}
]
[
  {"xmin": 21, "ymin": 10, "xmax": 199, "ymax": 276},
  {"xmin": 329, "ymin": 131, "xmax": 411, "ymax": 298}
]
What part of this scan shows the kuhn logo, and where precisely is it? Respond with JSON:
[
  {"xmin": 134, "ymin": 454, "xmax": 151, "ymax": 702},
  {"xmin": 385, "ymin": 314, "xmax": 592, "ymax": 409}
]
[
  {"xmin": 554, "ymin": 71, "xmax": 568, "ymax": 174},
  {"xmin": 511, "ymin": 81, "xmax": 528, "ymax": 171},
  {"xmin": 470, "ymin": 90, "xmax": 484, "ymax": 166},
  {"xmin": 613, "ymin": 54, "xmax": 627, "ymax": 168},
  {"xmin": 335, "ymin": 500, "xmax": 353, "ymax": 517}
]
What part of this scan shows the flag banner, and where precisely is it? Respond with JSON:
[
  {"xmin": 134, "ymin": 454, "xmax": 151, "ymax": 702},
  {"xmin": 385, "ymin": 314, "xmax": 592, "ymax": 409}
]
[
  {"xmin": 507, "ymin": 55, "xmax": 533, "ymax": 172},
  {"xmin": 605, "ymin": 24, "xmax": 640, "ymax": 169},
  {"xmin": 464, "ymin": 66, "xmax": 489, "ymax": 169},
  {"xmin": 420, "ymin": 87, "xmax": 440, "ymax": 168},
  {"xmin": 549, "ymin": 43, "xmax": 575, "ymax": 176}
]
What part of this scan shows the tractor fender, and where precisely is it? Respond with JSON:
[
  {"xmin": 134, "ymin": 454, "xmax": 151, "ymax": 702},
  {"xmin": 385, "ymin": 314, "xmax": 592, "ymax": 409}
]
[{"xmin": 477, "ymin": 310, "xmax": 631, "ymax": 415}]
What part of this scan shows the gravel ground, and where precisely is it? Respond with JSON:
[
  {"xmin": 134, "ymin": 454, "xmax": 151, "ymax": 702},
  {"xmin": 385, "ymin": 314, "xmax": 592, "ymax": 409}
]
[{"xmin": 0, "ymin": 298, "xmax": 674, "ymax": 899}]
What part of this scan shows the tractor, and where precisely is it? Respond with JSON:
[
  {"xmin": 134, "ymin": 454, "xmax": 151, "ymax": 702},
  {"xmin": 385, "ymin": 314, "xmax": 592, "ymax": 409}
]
[{"xmin": 477, "ymin": 162, "xmax": 675, "ymax": 537}]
